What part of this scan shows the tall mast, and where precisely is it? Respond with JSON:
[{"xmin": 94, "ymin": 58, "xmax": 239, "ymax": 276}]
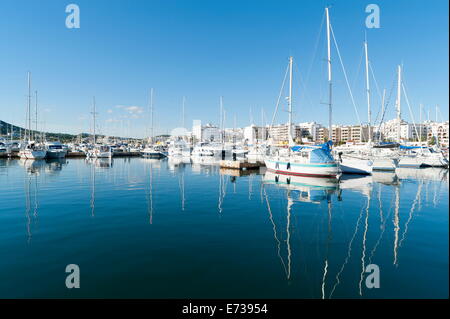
[
  {"xmin": 35, "ymin": 91, "xmax": 38, "ymax": 142},
  {"xmin": 325, "ymin": 7, "xmax": 332, "ymax": 141},
  {"xmin": 91, "ymin": 96, "xmax": 97, "ymax": 145},
  {"xmin": 288, "ymin": 56, "xmax": 294, "ymax": 146},
  {"xmin": 395, "ymin": 65, "xmax": 402, "ymax": 143},
  {"xmin": 364, "ymin": 39, "xmax": 371, "ymax": 143},
  {"xmin": 150, "ymin": 88, "xmax": 154, "ymax": 144},
  {"xmin": 27, "ymin": 71, "xmax": 31, "ymax": 142},
  {"xmin": 419, "ymin": 103, "xmax": 423, "ymax": 142},
  {"xmin": 220, "ymin": 96, "xmax": 224, "ymax": 145},
  {"xmin": 435, "ymin": 105, "xmax": 438, "ymax": 122},
  {"xmin": 182, "ymin": 96, "xmax": 186, "ymax": 129}
]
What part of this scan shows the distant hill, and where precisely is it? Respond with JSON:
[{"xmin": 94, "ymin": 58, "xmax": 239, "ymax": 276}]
[
  {"xmin": 0, "ymin": 120, "xmax": 145, "ymax": 143},
  {"xmin": 1, "ymin": 120, "xmax": 90, "ymax": 142}
]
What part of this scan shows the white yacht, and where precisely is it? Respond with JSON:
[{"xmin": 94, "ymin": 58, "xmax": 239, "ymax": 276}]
[
  {"xmin": 86, "ymin": 145, "xmax": 112, "ymax": 158},
  {"xmin": 0, "ymin": 142, "xmax": 7, "ymax": 157},
  {"xmin": 397, "ymin": 145, "xmax": 448, "ymax": 168},
  {"xmin": 19, "ymin": 141, "xmax": 46, "ymax": 160},
  {"xmin": 45, "ymin": 141, "xmax": 68, "ymax": 159},
  {"xmin": 141, "ymin": 145, "xmax": 167, "ymax": 158},
  {"xmin": 168, "ymin": 140, "xmax": 191, "ymax": 157}
]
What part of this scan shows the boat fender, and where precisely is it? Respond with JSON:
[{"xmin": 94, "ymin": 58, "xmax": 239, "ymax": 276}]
[
  {"xmin": 287, "ymin": 162, "xmax": 291, "ymax": 170},
  {"xmin": 275, "ymin": 176, "xmax": 279, "ymax": 183}
]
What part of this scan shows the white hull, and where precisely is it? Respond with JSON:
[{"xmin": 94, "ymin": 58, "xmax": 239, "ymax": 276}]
[
  {"xmin": 420, "ymin": 156, "xmax": 448, "ymax": 168},
  {"xmin": 372, "ymin": 158, "xmax": 398, "ymax": 171},
  {"xmin": 338, "ymin": 156, "xmax": 373, "ymax": 175},
  {"xmin": 398, "ymin": 156, "xmax": 422, "ymax": 168},
  {"xmin": 19, "ymin": 149, "xmax": 46, "ymax": 160},
  {"xmin": 264, "ymin": 157, "xmax": 339, "ymax": 178},
  {"xmin": 87, "ymin": 151, "xmax": 111, "ymax": 158}
]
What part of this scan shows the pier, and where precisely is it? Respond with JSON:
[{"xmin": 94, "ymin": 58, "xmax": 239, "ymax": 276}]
[{"xmin": 219, "ymin": 159, "xmax": 264, "ymax": 170}]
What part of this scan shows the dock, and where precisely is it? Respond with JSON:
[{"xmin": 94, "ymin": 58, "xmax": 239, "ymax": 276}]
[{"xmin": 219, "ymin": 160, "xmax": 264, "ymax": 170}]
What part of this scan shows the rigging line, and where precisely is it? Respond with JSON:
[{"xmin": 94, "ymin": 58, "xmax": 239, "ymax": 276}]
[
  {"xmin": 329, "ymin": 25, "xmax": 363, "ymax": 127},
  {"xmin": 294, "ymin": 60, "xmax": 315, "ymax": 115},
  {"xmin": 399, "ymin": 181, "xmax": 422, "ymax": 247},
  {"xmin": 368, "ymin": 190, "xmax": 396, "ymax": 264},
  {"xmin": 269, "ymin": 63, "xmax": 290, "ymax": 135},
  {"xmin": 264, "ymin": 187, "xmax": 289, "ymax": 277},
  {"xmin": 351, "ymin": 44, "xmax": 365, "ymax": 93},
  {"xmin": 305, "ymin": 11, "xmax": 326, "ymax": 84},
  {"xmin": 376, "ymin": 74, "xmax": 396, "ymax": 133},
  {"xmin": 369, "ymin": 61, "xmax": 383, "ymax": 125},
  {"xmin": 358, "ymin": 195, "xmax": 370, "ymax": 296},
  {"xmin": 401, "ymin": 80, "xmax": 421, "ymax": 142},
  {"xmin": 329, "ymin": 199, "xmax": 366, "ymax": 298},
  {"xmin": 369, "ymin": 62, "xmax": 383, "ymax": 103}
]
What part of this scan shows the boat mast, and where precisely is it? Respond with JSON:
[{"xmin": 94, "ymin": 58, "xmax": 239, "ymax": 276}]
[
  {"xmin": 395, "ymin": 65, "xmax": 402, "ymax": 143},
  {"xmin": 150, "ymin": 88, "xmax": 154, "ymax": 144},
  {"xmin": 220, "ymin": 96, "xmax": 224, "ymax": 145},
  {"xmin": 325, "ymin": 7, "xmax": 332, "ymax": 142},
  {"xmin": 182, "ymin": 96, "xmax": 186, "ymax": 129},
  {"xmin": 27, "ymin": 71, "xmax": 31, "ymax": 142},
  {"xmin": 419, "ymin": 103, "xmax": 422, "ymax": 142},
  {"xmin": 91, "ymin": 96, "xmax": 97, "ymax": 145},
  {"xmin": 364, "ymin": 39, "xmax": 372, "ymax": 144},
  {"xmin": 288, "ymin": 56, "xmax": 294, "ymax": 146},
  {"xmin": 35, "ymin": 91, "xmax": 38, "ymax": 143}
]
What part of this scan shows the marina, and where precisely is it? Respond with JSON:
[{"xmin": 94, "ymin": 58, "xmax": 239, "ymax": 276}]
[{"xmin": 0, "ymin": 0, "xmax": 448, "ymax": 303}]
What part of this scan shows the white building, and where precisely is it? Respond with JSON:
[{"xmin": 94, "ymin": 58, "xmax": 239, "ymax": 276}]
[{"xmin": 192, "ymin": 120, "xmax": 221, "ymax": 142}]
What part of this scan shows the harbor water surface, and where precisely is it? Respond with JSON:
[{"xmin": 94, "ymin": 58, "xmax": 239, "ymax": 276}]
[{"xmin": 0, "ymin": 157, "xmax": 448, "ymax": 298}]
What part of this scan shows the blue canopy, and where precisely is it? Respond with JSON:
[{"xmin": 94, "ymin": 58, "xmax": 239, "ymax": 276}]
[
  {"xmin": 291, "ymin": 140, "xmax": 333, "ymax": 153},
  {"xmin": 399, "ymin": 145, "xmax": 427, "ymax": 150}
]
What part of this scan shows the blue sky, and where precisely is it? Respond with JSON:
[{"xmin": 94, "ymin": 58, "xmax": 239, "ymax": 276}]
[{"xmin": 0, "ymin": 0, "xmax": 448, "ymax": 137}]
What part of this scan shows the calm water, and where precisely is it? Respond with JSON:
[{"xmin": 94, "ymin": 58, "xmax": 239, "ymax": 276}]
[{"xmin": 0, "ymin": 157, "xmax": 448, "ymax": 298}]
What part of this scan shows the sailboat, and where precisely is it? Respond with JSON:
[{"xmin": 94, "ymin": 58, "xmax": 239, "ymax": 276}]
[
  {"xmin": 264, "ymin": 10, "xmax": 339, "ymax": 178},
  {"xmin": 335, "ymin": 40, "xmax": 398, "ymax": 174},
  {"xmin": 19, "ymin": 72, "xmax": 46, "ymax": 160},
  {"xmin": 141, "ymin": 88, "xmax": 167, "ymax": 158},
  {"xmin": 86, "ymin": 97, "xmax": 112, "ymax": 159}
]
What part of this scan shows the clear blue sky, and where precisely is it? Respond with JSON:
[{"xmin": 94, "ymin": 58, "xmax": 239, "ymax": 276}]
[{"xmin": 0, "ymin": 0, "xmax": 448, "ymax": 137}]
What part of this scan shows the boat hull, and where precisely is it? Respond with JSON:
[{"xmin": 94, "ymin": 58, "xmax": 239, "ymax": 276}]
[
  {"xmin": 46, "ymin": 150, "xmax": 67, "ymax": 159},
  {"xmin": 19, "ymin": 150, "xmax": 46, "ymax": 160},
  {"xmin": 264, "ymin": 158, "xmax": 339, "ymax": 178},
  {"xmin": 338, "ymin": 157, "xmax": 373, "ymax": 175},
  {"xmin": 372, "ymin": 158, "xmax": 398, "ymax": 171}
]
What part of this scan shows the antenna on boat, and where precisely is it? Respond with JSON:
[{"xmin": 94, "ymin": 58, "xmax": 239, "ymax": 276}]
[{"xmin": 325, "ymin": 7, "xmax": 332, "ymax": 142}]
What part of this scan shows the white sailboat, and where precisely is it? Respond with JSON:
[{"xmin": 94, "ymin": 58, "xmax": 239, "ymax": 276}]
[
  {"xmin": 264, "ymin": 10, "xmax": 339, "ymax": 178},
  {"xmin": 19, "ymin": 72, "xmax": 46, "ymax": 160},
  {"xmin": 86, "ymin": 97, "xmax": 112, "ymax": 159},
  {"xmin": 336, "ymin": 39, "xmax": 397, "ymax": 174}
]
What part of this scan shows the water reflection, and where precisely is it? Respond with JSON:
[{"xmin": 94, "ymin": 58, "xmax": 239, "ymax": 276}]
[
  {"xmin": 260, "ymin": 168, "xmax": 448, "ymax": 298},
  {"xmin": 4, "ymin": 157, "xmax": 448, "ymax": 298}
]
